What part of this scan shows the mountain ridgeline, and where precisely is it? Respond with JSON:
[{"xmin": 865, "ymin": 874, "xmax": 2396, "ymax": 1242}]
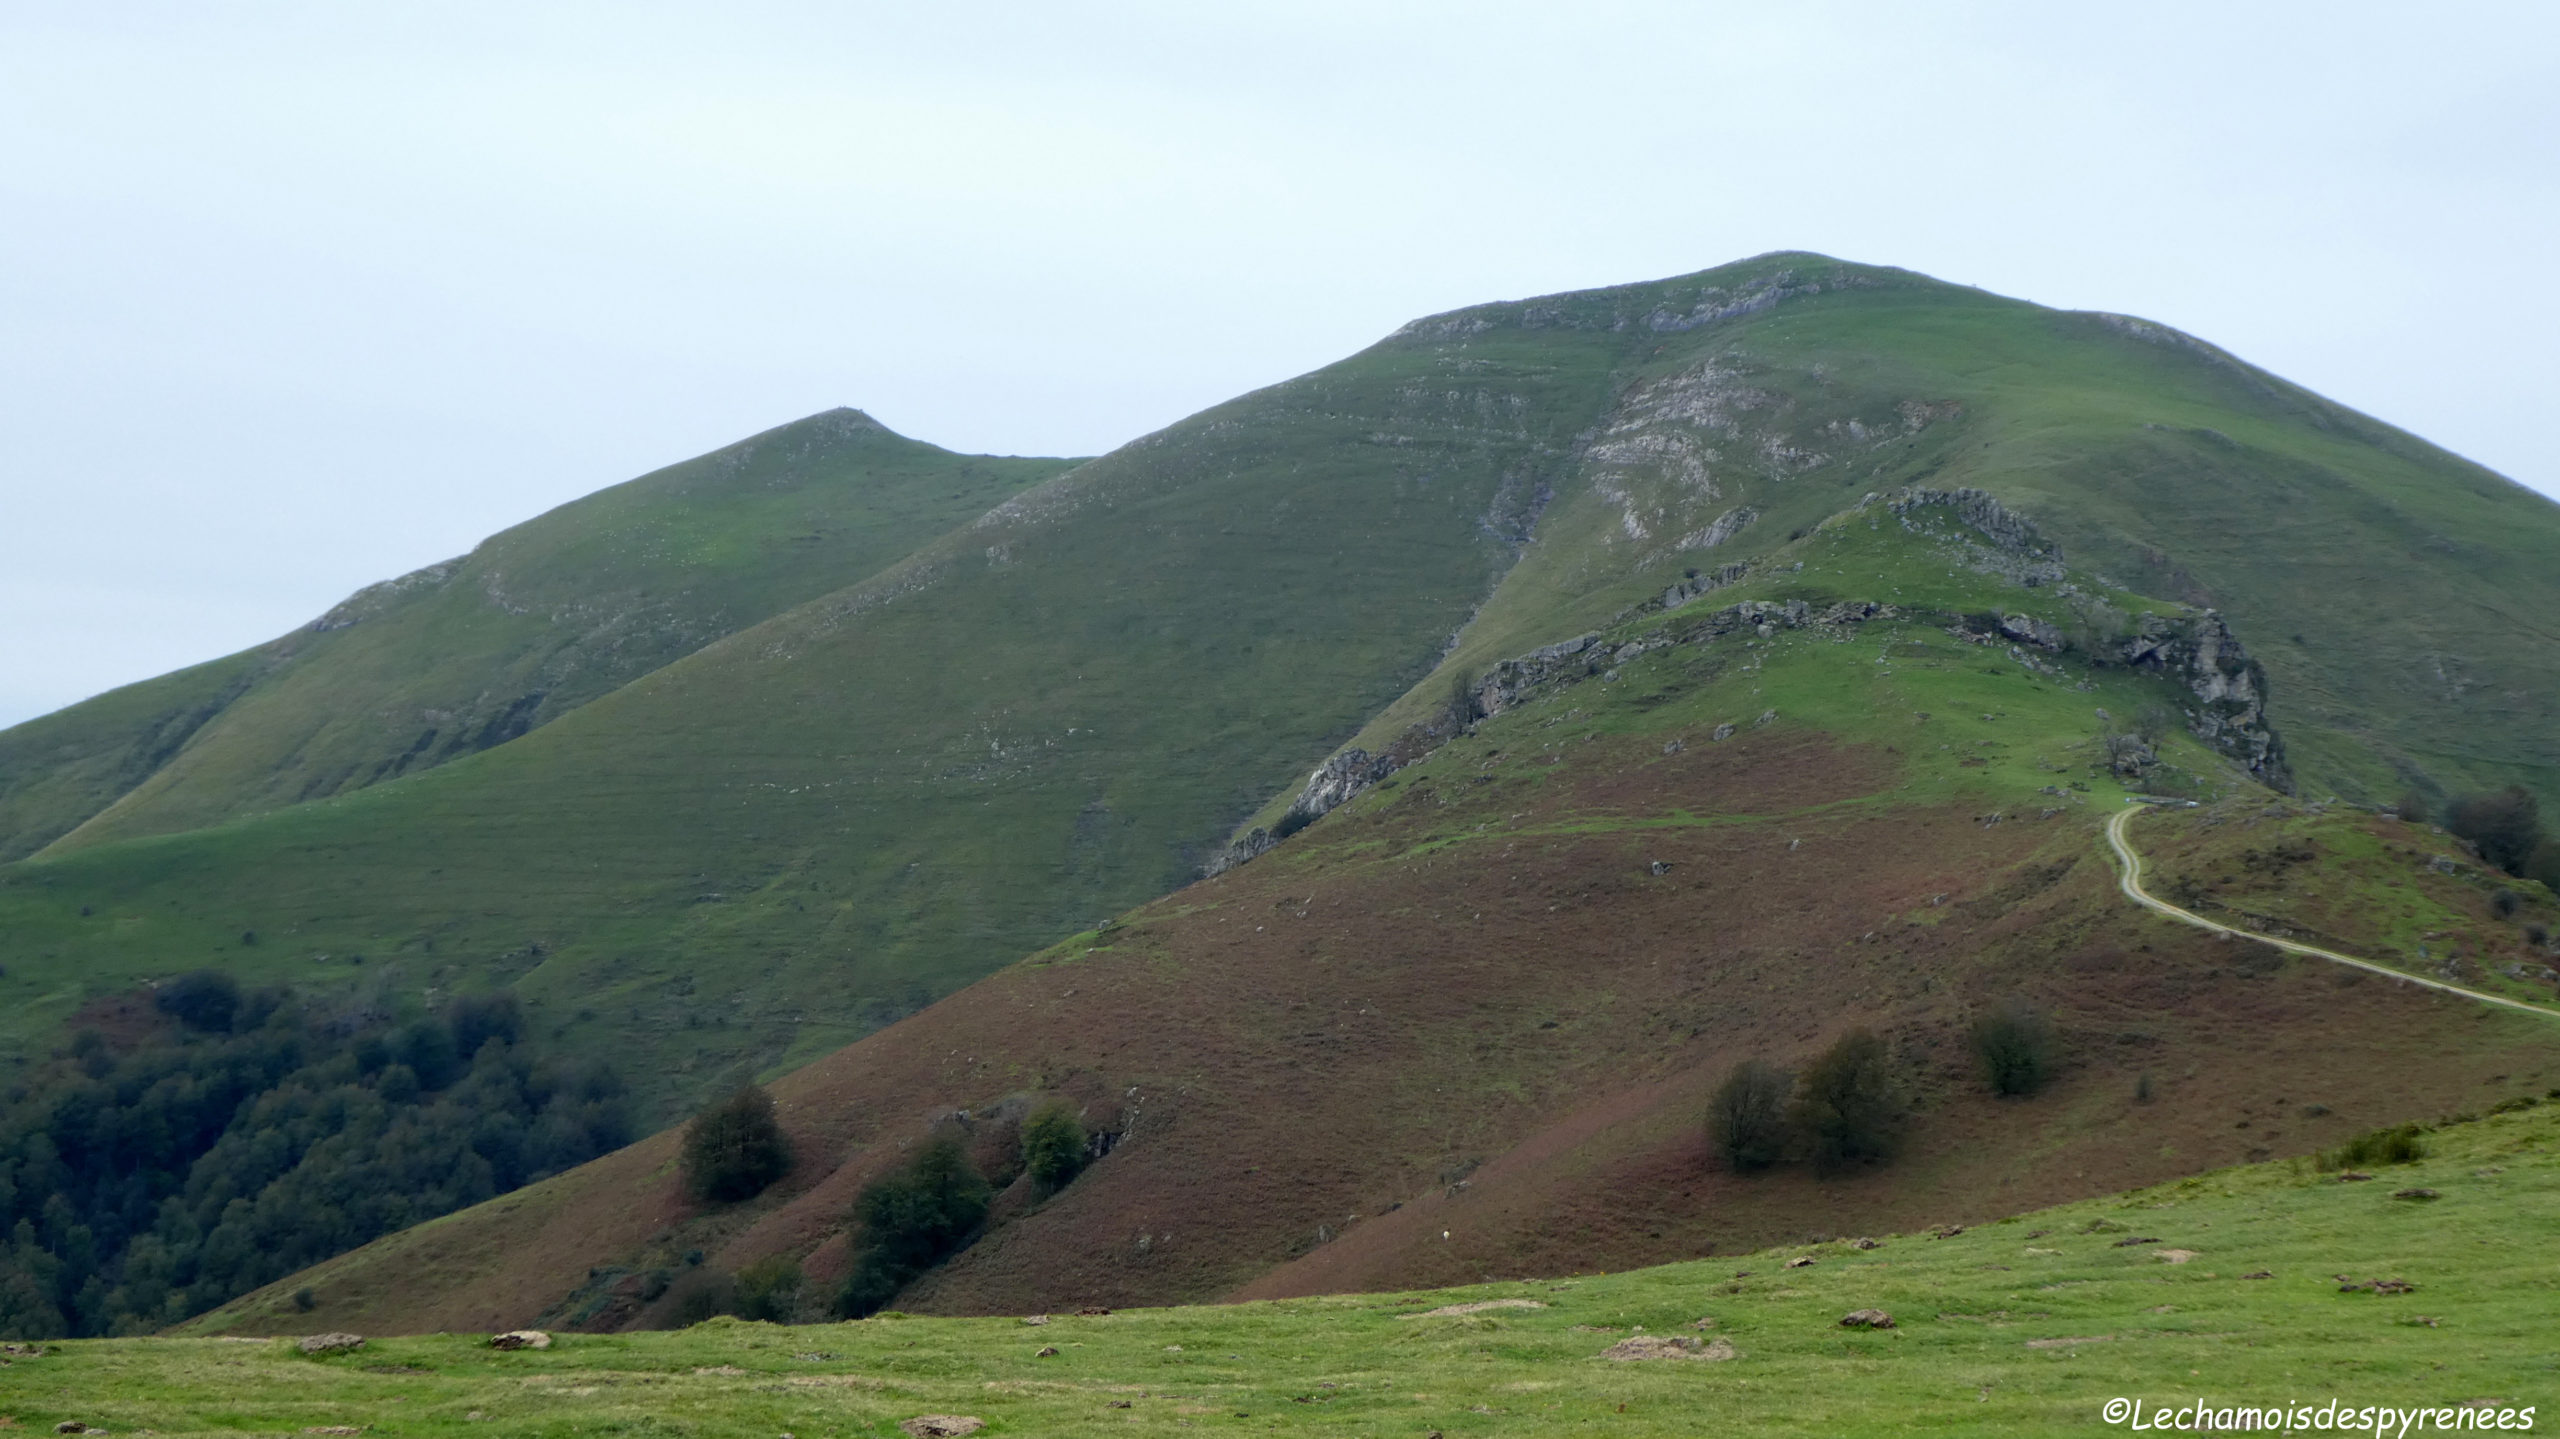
[{"xmin": 5, "ymin": 253, "xmax": 2560, "ymax": 1338}]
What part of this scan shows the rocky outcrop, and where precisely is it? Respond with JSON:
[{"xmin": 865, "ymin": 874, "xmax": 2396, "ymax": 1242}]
[
  {"xmin": 1883, "ymin": 486, "xmax": 2067, "ymax": 587},
  {"xmin": 2116, "ymin": 611, "xmax": 2291, "ymax": 791},
  {"xmin": 1475, "ymin": 599, "xmax": 1895, "ymax": 718},
  {"xmin": 1201, "ymin": 747, "xmax": 1405, "ymax": 876}
]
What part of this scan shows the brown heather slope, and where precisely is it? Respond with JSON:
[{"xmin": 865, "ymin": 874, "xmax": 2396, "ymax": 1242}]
[{"xmin": 188, "ymin": 703, "xmax": 2560, "ymax": 1337}]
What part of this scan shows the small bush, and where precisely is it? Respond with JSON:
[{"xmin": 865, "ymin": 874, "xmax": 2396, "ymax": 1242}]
[
  {"xmin": 732, "ymin": 1255, "xmax": 803, "ymax": 1323},
  {"xmin": 1788, "ymin": 1029, "xmax": 1904, "ymax": 1172},
  {"xmin": 291, "ymin": 1287, "xmax": 315, "ymax": 1312},
  {"xmin": 835, "ymin": 1136, "xmax": 991, "ymax": 1318},
  {"xmin": 155, "ymin": 969, "xmax": 241, "ymax": 1033},
  {"xmin": 2446, "ymin": 786, "xmax": 2544, "ymax": 876},
  {"xmin": 2135, "ymin": 1072, "xmax": 2155, "ymax": 1104},
  {"xmin": 2318, "ymin": 1123, "xmax": 2427, "ymax": 1172},
  {"xmin": 1968, "ymin": 1000, "xmax": 2057, "ymax": 1097},
  {"xmin": 682, "ymin": 1084, "xmax": 793, "ymax": 1204},
  {"xmin": 2491, "ymin": 888, "xmax": 2521, "ymax": 919},
  {"xmin": 2528, "ymin": 841, "xmax": 2560, "ymax": 895},
  {"xmin": 1020, "ymin": 1102, "xmax": 1088, "ymax": 1192},
  {"xmin": 1707, "ymin": 1059, "xmax": 1792, "ymax": 1172},
  {"xmin": 666, "ymin": 1269, "xmax": 735, "ymax": 1326},
  {"xmin": 2393, "ymin": 789, "xmax": 2433, "ymax": 824},
  {"xmin": 446, "ymin": 991, "xmax": 523, "ymax": 1056}
]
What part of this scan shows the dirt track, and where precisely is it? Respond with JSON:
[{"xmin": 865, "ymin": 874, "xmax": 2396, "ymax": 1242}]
[{"xmin": 2106, "ymin": 802, "xmax": 2559, "ymax": 1021}]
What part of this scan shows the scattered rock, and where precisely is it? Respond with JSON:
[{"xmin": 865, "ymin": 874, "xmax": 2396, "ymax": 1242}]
[
  {"xmin": 1691, "ymin": 1317, "xmax": 1717, "ymax": 1330},
  {"xmin": 2335, "ymin": 1171, "xmax": 2375, "ymax": 1182},
  {"xmin": 1600, "ymin": 1335, "xmax": 1734, "ymax": 1361},
  {"xmin": 1076, "ymin": 1306, "xmax": 1112, "ymax": 1317},
  {"xmin": 1035, "ymin": 1345, "xmax": 1060, "ymax": 1358},
  {"xmin": 2391, "ymin": 1188, "xmax": 2441, "ymax": 1202},
  {"xmin": 1847, "ymin": 1237, "xmax": 1880, "ymax": 1250},
  {"xmin": 1662, "ymin": 739, "xmax": 1685, "ymax": 755},
  {"xmin": 1108, "ymin": 1399, "xmax": 1132, "ymax": 1408},
  {"xmin": 1930, "ymin": 1225, "xmax": 1966, "ymax": 1240},
  {"xmin": 54, "ymin": 1425, "xmax": 99, "ymax": 1436},
  {"xmin": 1648, "ymin": 860, "xmax": 1673, "ymax": 876},
  {"xmin": 2113, "ymin": 1237, "xmax": 2162, "ymax": 1247},
  {"xmin": 1712, "ymin": 723, "xmax": 1736, "ymax": 742},
  {"xmin": 488, "ymin": 1330, "xmax": 550, "ymax": 1351},
  {"xmin": 1784, "ymin": 1256, "xmax": 1817, "ymax": 1269},
  {"xmin": 1402, "ymin": 1299, "xmax": 1545, "ymax": 1319},
  {"xmin": 296, "ymin": 1333, "xmax": 365, "ymax": 1356},
  {"xmin": 899, "ymin": 1419, "xmax": 986, "ymax": 1439},
  {"xmin": 2240, "ymin": 1271, "xmax": 2274, "ymax": 1280},
  {"xmin": 2155, "ymin": 1250, "xmax": 2200, "ymax": 1264},
  {"xmin": 2336, "ymin": 1276, "xmax": 2417, "ymax": 1294},
  {"xmin": 1021, "ymin": 1314, "xmax": 1051, "ymax": 1326},
  {"xmin": 304, "ymin": 1429, "xmax": 365, "ymax": 1436},
  {"xmin": 1839, "ymin": 1309, "xmax": 1896, "ymax": 1329},
  {"xmin": 2025, "ymin": 1335, "xmax": 2114, "ymax": 1350}
]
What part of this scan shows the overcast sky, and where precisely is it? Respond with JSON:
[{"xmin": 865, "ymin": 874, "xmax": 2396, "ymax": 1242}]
[{"xmin": 4, "ymin": 1, "xmax": 2554, "ymax": 729}]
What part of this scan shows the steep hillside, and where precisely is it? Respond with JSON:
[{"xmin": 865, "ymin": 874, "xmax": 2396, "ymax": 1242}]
[
  {"xmin": 10, "ymin": 255, "xmax": 2557, "ymax": 1133},
  {"xmin": 184, "ymin": 502, "xmax": 2560, "ymax": 1336},
  {"xmin": 10, "ymin": 255, "xmax": 2560, "ymax": 1339},
  {"xmin": 0, "ymin": 409, "xmax": 1075, "ymax": 860}
]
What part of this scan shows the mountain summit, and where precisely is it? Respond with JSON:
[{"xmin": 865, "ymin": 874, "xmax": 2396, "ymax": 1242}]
[{"xmin": 4, "ymin": 254, "xmax": 2558, "ymax": 1338}]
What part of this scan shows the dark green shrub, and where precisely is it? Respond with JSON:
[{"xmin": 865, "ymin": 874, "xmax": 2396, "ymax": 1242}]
[
  {"xmin": 1968, "ymin": 1000, "xmax": 2057, "ymax": 1097},
  {"xmin": 682, "ymin": 1084, "xmax": 793, "ymax": 1204},
  {"xmin": 1020, "ymin": 1102, "xmax": 1088, "ymax": 1191},
  {"xmin": 2318, "ymin": 1123, "xmax": 2427, "ymax": 1172},
  {"xmin": 155, "ymin": 969, "xmax": 240, "ymax": 1032},
  {"xmin": 1707, "ymin": 1059, "xmax": 1792, "ymax": 1172},
  {"xmin": 731, "ymin": 1255, "xmax": 802, "ymax": 1323},
  {"xmin": 834, "ymin": 1137, "xmax": 990, "ymax": 1318},
  {"xmin": 2528, "ymin": 841, "xmax": 2560, "ymax": 895},
  {"xmin": 666, "ymin": 1269, "xmax": 735, "ymax": 1326},
  {"xmin": 1788, "ymin": 1029, "xmax": 1904, "ymax": 1172},
  {"xmin": 2393, "ymin": 789, "xmax": 2433, "ymax": 824},
  {"xmin": 2492, "ymin": 888, "xmax": 2521, "ymax": 919},
  {"xmin": 446, "ymin": 992, "xmax": 523, "ymax": 1056},
  {"xmin": 2446, "ymin": 786, "xmax": 2543, "ymax": 875}
]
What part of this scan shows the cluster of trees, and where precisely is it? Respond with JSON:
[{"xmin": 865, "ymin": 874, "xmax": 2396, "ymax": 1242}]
[
  {"xmin": 829, "ymin": 1100, "xmax": 1087, "ymax": 1320},
  {"xmin": 667, "ymin": 1085, "xmax": 1092, "ymax": 1325},
  {"xmin": 0, "ymin": 974, "xmax": 627, "ymax": 1339},
  {"xmin": 1712, "ymin": 1012, "xmax": 2060, "ymax": 1175},
  {"xmin": 1709, "ymin": 1029, "xmax": 1906, "ymax": 1175},
  {"xmin": 2409, "ymin": 785, "xmax": 2560, "ymax": 891}
]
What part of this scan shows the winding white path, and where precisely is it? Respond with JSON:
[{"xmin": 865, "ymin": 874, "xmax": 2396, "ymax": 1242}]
[{"xmin": 2104, "ymin": 803, "xmax": 2560, "ymax": 1021}]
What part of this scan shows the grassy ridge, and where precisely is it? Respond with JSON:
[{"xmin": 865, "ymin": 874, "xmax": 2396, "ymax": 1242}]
[
  {"xmin": 164, "ymin": 498, "xmax": 2560, "ymax": 1336},
  {"xmin": 0, "ymin": 304, "xmax": 1631, "ymax": 1120},
  {"xmin": 20, "ymin": 1101, "xmax": 2558, "ymax": 1436},
  {"xmin": 20, "ymin": 410, "xmax": 1076, "ymax": 857},
  {"xmin": 7, "ymin": 252, "xmax": 2560, "ymax": 1141}
]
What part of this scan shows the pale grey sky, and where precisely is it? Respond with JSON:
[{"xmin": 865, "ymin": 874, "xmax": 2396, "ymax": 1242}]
[{"xmin": 4, "ymin": 1, "xmax": 2555, "ymax": 728}]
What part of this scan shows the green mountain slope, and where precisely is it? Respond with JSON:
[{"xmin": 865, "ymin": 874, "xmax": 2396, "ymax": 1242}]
[
  {"xmin": 191, "ymin": 487, "xmax": 2560, "ymax": 1337},
  {"xmin": 6, "ymin": 252, "xmax": 2558, "ymax": 1143},
  {"xmin": 0, "ymin": 409, "xmax": 1075, "ymax": 861}
]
